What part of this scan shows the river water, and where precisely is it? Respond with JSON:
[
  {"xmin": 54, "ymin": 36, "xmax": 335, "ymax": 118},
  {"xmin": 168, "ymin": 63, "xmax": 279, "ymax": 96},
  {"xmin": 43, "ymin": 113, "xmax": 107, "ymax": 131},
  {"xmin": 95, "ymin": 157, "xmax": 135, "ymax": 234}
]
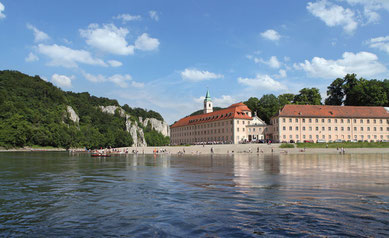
[{"xmin": 0, "ymin": 152, "xmax": 388, "ymax": 237}]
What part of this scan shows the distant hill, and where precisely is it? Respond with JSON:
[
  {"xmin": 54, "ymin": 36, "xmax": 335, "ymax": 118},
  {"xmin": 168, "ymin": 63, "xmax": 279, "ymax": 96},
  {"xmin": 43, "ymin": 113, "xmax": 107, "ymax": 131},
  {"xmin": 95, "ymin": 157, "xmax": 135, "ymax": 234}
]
[{"xmin": 0, "ymin": 70, "xmax": 169, "ymax": 149}]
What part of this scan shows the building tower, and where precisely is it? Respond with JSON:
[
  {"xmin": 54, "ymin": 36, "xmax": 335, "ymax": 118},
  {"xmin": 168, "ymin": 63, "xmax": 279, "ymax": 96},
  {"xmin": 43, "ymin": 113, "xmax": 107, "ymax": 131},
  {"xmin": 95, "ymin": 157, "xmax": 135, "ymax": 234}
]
[{"xmin": 204, "ymin": 89, "xmax": 213, "ymax": 114}]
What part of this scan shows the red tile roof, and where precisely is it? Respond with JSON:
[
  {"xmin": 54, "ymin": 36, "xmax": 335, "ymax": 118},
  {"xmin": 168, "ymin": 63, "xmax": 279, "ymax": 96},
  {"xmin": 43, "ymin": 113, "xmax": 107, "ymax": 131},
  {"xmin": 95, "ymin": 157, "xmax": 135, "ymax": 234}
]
[
  {"xmin": 171, "ymin": 102, "xmax": 252, "ymax": 128},
  {"xmin": 276, "ymin": 104, "xmax": 389, "ymax": 119}
]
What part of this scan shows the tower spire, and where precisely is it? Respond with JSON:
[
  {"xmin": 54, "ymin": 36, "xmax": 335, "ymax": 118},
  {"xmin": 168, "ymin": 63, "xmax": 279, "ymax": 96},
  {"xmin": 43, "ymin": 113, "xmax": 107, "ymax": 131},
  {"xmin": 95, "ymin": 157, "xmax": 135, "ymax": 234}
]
[{"xmin": 203, "ymin": 88, "xmax": 213, "ymax": 114}]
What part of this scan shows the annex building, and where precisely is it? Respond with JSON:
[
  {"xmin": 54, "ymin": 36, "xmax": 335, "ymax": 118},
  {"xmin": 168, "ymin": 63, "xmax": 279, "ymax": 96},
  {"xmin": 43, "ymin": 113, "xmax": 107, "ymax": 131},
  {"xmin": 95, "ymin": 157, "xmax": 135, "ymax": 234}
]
[
  {"xmin": 267, "ymin": 104, "xmax": 389, "ymax": 143},
  {"xmin": 170, "ymin": 90, "xmax": 266, "ymax": 145}
]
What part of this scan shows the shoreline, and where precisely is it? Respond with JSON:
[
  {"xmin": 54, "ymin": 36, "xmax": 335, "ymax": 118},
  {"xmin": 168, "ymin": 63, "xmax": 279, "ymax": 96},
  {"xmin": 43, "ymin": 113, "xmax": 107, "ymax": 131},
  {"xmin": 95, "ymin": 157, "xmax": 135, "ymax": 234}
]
[{"xmin": 1, "ymin": 144, "xmax": 389, "ymax": 155}]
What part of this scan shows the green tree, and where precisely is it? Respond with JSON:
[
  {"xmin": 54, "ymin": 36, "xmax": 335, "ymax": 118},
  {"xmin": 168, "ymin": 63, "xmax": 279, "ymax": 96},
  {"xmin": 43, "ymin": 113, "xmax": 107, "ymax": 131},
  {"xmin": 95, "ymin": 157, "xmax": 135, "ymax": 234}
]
[
  {"xmin": 243, "ymin": 97, "xmax": 260, "ymax": 115},
  {"xmin": 278, "ymin": 93, "xmax": 295, "ymax": 107},
  {"xmin": 257, "ymin": 94, "xmax": 280, "ymax": 124},
  {"xmin": 325, "ymin": 77, "xmax": 344, "ymax": 105},
  {"xmin": 294, "ymin": 88, "xmax": 322, "ymax": 105}
]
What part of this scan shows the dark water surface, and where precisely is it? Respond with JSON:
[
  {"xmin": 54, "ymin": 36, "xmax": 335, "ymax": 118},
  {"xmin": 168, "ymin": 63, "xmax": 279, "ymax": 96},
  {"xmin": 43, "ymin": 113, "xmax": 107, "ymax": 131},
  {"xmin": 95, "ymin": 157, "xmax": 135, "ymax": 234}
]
[{"xmin": 0, "ymin": 152, "xmax": 388, "ymax": 237}]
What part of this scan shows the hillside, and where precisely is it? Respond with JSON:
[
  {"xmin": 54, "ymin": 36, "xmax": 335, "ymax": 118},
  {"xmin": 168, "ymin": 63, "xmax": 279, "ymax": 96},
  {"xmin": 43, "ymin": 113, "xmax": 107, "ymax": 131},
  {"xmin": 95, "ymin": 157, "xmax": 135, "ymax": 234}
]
[{"xmin": 0, "ymin": 70, "xmax": 170, "ymax": 149}]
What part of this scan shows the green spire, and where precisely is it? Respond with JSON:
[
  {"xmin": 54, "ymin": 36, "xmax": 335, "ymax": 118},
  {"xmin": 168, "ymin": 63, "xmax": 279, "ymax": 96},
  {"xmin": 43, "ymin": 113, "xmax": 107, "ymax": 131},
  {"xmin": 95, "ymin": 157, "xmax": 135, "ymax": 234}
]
[{"xmin": 205, "ymin": 89, "xmax": 212, "ymax": 102}]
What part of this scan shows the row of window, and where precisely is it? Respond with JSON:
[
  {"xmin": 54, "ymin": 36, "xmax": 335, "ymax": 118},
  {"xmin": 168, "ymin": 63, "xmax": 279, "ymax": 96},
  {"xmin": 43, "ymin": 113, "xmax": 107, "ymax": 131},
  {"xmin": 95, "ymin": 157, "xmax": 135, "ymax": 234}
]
[
  {"xmin": 282, "ymin": 134, "xmax": 389, "ymax": 140},
  {"xmin": 172, "ymin": 120, "xmax": 233, "ymax": 132},
  {"xmin": 280, "ymin": 118, "xmax": 389, "ymax": 124},
  {"xmin": 172, "ymin": 136, "xmax": 234, "ymax": 144},
  {"xmin": 282, "ymin": 126, "xmax": 389, "ymax": 132},
  {"xmin": 188, "ymin": 113, "xmax": 233, "ymax": 124},
  {"xmin": 173, "ymin": 128, "xmax": 231, "ymax": 137}
]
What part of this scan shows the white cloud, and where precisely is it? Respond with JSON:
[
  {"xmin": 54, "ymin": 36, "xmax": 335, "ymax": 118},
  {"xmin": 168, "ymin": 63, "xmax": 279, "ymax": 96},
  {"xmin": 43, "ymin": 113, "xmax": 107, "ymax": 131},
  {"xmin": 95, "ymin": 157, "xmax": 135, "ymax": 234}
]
[
  {"xmin": 80, "ymin": 23, "xmax": 135, "ymax": 55},
  {"xmin": 307, "ymin": 0, "xmax": 358, "ymax": 34},
  {"xmin": 238, "ymin": 74, "xmax": 287, "ymax": 91},
  {"xmin": 260, "ymin": 29, "xmax": 280, "ymax": 41},
  {"xmin": 254, "ymin": 56, "xmax": 281, "ymax": 69},
  {"xmin": 345, "ymin": 0, "xmax": 389, "ymax": 23},
  {"xmin": 367, "ymin": 35, "xmax": 389, "ymax": 54},
  {"xmin": 82, "ymin": 72, "xmax": 144, "ymax": 88},
  {"xmin": 0, "ymin": 2, "xmax": 5, "ymax": 19},
  {"xmin": 149, "ymin": 10, "xmax": 159, "ymax": 21},
  {"xmin": 25, "ymin": 52, "xmax": 39, "ymax": 62},
  {"xmin": 134, "ymin": 33, "xmax": 160, "ymax": 51},
  {"xmin": 214, "ymin": 95, "xmax": 236, "ymax": 107},
  {"xmin": 26, "ymin": 23, "xmax": 50, "ymax": 42},
  {"xmin": 51, "ymin": 74, "xmax": 73, "ymax": 88},
  {"xmin": 294, "ymin": 51, "xmax": 387, "ymax": 79},
  {"xmin": 181, "ymin": 68, "xmax": 224, "ymax": 82},
  {"xmin": 37, "ymin": 44, "xmax": 107, "ymax": 68},
  {"xmin": 274, "ymin": 69, "xmax": 287, "ymax": 79},
  {"xmin": 108, "ymin": 60, "xmax": 123, "ymax": 67},
  {"xmin": 114, "ymin": 14, "xmax": 142, "ymax": 22}
]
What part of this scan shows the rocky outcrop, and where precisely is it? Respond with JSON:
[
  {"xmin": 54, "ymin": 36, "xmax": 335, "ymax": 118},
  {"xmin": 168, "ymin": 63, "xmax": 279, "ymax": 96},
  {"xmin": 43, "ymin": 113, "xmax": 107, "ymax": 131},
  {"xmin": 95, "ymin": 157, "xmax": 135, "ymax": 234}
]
[
  {"xmin": 67, "ymin": 106, "xmax": 79, "ymax": 124},
  {"xmin": 100, "ymin": 105, "xmax": 169, "ymax": 147},
  {"xmin": 126, "ymin": 117, "xmax": 147, "ymax": 147},
  {"xmin": 142, "ymin": 118, "xmax": 170, "ymax": 137},
  {"xmin": 99, "ymin": 105, "xmax": 126, "ymax": 117}
]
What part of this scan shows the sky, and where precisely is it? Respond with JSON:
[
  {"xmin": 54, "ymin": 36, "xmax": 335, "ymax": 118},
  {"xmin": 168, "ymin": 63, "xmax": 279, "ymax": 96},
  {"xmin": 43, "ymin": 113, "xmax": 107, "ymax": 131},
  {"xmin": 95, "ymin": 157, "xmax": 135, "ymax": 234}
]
[{"xmin": 0, "ymin": 0, "xmax": 389, "ymax": 123}]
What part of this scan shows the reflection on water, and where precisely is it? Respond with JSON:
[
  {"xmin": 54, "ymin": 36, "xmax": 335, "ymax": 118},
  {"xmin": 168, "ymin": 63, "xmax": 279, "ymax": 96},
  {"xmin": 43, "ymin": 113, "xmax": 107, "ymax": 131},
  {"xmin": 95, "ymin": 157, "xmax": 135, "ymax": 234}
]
[{"xmin": 0, "ymin": 152, "xmax": 388, "ymax": 237}]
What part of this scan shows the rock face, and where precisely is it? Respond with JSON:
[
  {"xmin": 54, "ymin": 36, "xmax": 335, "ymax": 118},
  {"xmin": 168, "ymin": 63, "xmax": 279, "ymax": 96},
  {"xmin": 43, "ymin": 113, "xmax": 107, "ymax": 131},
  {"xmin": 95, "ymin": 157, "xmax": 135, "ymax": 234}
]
[
  {"xmin": 142, "ymin": 118, "xmax": 170, "ymax": 137},
  {"xmin": 99, "ymin": 106, "xmax": 126, "ymax": 117},
  {"xmin": 67, "ymin": 106, "xmax": 79, "ymax": 124},
  {"xmin": 100, "ymin": 105, "xmax": 169, "ymax": 147}
]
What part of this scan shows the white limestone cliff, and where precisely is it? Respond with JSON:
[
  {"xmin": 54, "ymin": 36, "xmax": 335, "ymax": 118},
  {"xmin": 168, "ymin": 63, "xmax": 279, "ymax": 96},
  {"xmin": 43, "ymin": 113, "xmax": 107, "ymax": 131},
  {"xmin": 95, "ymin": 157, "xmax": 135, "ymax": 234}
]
[
  {"xmin": 99, "ymin": 105, "xmax": 126, "ymax": 117},
  {"xmin": 66, "ymin": 106, "xmax": 79, "ymax": 124},
  {"xmin": 125, "ymin": 116, "xmax": 147, "ymax": 147},
  {"xmin": 142, "ymin": 118, "xmax": 170, "ymax": 137}
]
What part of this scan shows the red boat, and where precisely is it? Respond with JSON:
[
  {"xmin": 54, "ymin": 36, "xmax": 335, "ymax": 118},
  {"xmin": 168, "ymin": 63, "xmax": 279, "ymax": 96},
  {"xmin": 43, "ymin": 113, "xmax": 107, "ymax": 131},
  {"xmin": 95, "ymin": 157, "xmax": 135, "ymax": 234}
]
[{"xmin": 91, "ymin": 153, "xmax": 111, "ymax": 157}]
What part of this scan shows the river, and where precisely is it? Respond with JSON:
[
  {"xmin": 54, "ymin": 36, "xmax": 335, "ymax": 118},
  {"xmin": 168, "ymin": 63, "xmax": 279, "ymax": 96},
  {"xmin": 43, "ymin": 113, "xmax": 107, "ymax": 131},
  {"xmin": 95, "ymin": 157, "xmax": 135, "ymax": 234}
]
[{"xmin": 0, "ymin": 152, "xmax": 388, "ymax": 237}]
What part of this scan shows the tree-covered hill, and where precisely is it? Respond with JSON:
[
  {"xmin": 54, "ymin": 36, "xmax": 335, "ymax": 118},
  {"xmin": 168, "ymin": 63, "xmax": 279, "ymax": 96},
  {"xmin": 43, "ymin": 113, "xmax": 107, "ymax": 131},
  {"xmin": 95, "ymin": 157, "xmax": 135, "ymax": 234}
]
[{"xmin": 0, "ymin": 70, "xmax": 168, "ymax": 149}]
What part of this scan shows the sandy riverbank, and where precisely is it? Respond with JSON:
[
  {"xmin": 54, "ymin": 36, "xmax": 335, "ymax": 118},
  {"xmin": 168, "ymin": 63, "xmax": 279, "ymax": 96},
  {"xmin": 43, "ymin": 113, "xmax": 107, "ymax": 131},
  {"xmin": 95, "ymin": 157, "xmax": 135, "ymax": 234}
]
[{"xmin": 114, "ymin": 144, "xmax": 389, "ymax": 155}]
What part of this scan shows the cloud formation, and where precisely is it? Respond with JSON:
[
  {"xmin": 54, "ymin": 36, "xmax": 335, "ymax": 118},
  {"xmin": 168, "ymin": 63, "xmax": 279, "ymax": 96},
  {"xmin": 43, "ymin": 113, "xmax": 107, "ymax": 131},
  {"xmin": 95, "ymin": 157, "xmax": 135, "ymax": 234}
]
[
  {"xmin": 367, "ymin": 35, "xmax": 389, "ymax": 54},
  {"xmin": 80, "ymin": 23, "xmax": 135, "ymax": 55},
  {"xmin": 260, "ymin": 29, "xmax": 280, "ymax": 41},
  {"xmin": 83, "ymin": 72, "xmax": 144, "ymax": 88},
  {"xmin": 0, "ymin": 2, "xmax": 5, "ymax": 19},
  {"xmin": 238, "ymin": 74, "xmax": 287, "ymax": 91},
  {"xmin": 37, "ymin": 44, "xmax": 106, "ymax": 68},
  {"xmin": 27, "ymin": 24, "xmax": 50, "ymax": 42},
  {"xmin": 345, "ymin": 0, "xmax": 389, "ymax": 23},
  {"xmin": 25, "ymin": 52, "xmax": 39, "ymax": 62},
  {"xmin": 307, "ymin": 0, "xmax": 357, "ymax": 34},
  {"xmin": 51, "ymin": 74, "xmax": 73, "ymax": 88},
  {"xmin": 108, "ymin": 60, "xmax": 123, "ymax": 67},
  {"xmin": 149, "ymin": 10, "xmax": 159, "ymax": 21},
  {"xmin": 294, "ymin": 51, "xmax": 387, "ymax": 79},
  {"xmin": 114, "ymin": 14, "xmax": 142, "ymax": 22},
  {"xmin": 135, "ymin": 33, "xmax": 160, "ymax": 51},
  {"xmin": 254, "ymin": 56, "xmax": 281, "ymax": 69},
  {"xmin": 181, "ymin": 68, "xmax": 223, "ymax": 82}
]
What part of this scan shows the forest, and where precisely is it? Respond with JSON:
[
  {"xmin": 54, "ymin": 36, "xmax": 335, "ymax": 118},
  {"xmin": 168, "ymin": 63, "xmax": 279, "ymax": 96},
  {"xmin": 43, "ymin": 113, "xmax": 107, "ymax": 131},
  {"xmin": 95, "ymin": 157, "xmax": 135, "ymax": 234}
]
[
  {"xmin": 0, "ymin": 70, "xmax": 169, "ymax": 149},
  {"xmin": 244, "ymin": 74, "xmax": 389, "ymax": 124}
]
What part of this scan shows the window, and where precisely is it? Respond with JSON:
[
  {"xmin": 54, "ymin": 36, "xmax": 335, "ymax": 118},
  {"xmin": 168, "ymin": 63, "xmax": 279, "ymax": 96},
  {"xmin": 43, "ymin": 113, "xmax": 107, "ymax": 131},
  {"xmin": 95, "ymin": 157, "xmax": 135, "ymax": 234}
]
[
  {"xmin": 289, "ymin": 118, "xmax": 292, "ymax": 123},
  {"xmin": 354, "ymin": 119, "xmax": 357, "ymax": 123},
  {"xmin": 322, "ymin": 135, "xmax": 325, "ymax": 139},
  {"xmin": 374, "ymin": 127, "xmax": 376, "ymax": 131},
  {"xmin": 283, "ymin": 118, "xmax": 286, "ymax": 123},
  {"xmin": 237, "ymin": 128, "xmax": 239, "ymax": 132},
  {"xmin": 309, "ymin": 126, "xmax": 312, "ymax": 131},
  {"xmin": 354, "ymin": 127, "xmax": 357, "ymax": 131},
  {"xmin": 380, "ymin": 127, "xmax": 383, "ymax": 131},
  {"xmin": 341, "ymin": 119, "xmax": 344, "ymax": 123},
  {"xmin": 296, "ymin": 135, "xmax": 299, "ymax": 139},
  {"xmin": 335, "ymin": 119, "xmax": 337, "ymax": 123},
  {"xmin": 303, "ymin": 119, "xmax": 305, "ymax": 123},
  {"xmin": 303, "ymin": 135, "xmax": 306, "ymax": 139},
  {"xmin": 309, "ymin": 135, "xmax": 312, "ymax": 139},
  {"xmin": 367, "ymin": 127, "xmax": 370, "ymax": 131},
  {"xmin": 295, "ymin": 118, "xmax": 298, "ymax": 123},
  {"xmin": 322, "ymin": 127, "xmax": 325, "ymax": 131},
  {"xmin": 289, "ymin": 126, "xmax": 292, "ymax": 131},
  {"xmin": 322, "ymin": 119, "xmax": 325, "ymax": 123},
  {"xmin": 289, "ymin": 135, "xmax": 292, "ymax": 139},
  {"xmin": 242, "ymin": 121, "xmax": 245, "ymax": 125},
  {"xmin": 360, "ymin": 119, "xmax": 363, "ymax": 123},
  {"xmin": 237, "ymin": 120, "xmax": 239, "ymax": 124},
  {"xmin": 283, "ymin": 126, "xmax": 286, "ymax": 130},
  {"xmin": 315, "ymin": 127, "xmax": 319, "ymax": 131},
  {"xmin": 347, "ymin": 119, "xmax": 350, "ymax": 123},
  {"xmin": 329, "ymin": 135, "xmax": 332, "ymax": 139},
  {"xmin": 303, "ymin": 126, "xmax": 306, "ymax": 131},
  {"xmin": 380, "ymin": 119, "xmax": 383, "ymax": 123},
  {"xmin": 296, "ymin": 126, "xmax": 299, "ymax": 130},
  {"xmin": 315, "ymin": 119, "xmax": 318, "ymax": 123},
  {"xmin": 243, "ymin": 128, "xmax": 245, "ymax": 132},
  {"xmin": 283, "ymin": 135, "xmax": 286, "ymax": 139},
  {"xmin": 328, "ymin": 127, "xmax": 331, "ymax": 131},
  {"xmin": 347, "ymin": 127, "xmax": 350, "ymax": 131},
  {"xmin": 348, "ymin": 135, "xmax": 351, "ymax": 139},
  {"xmin": 328, "ymin": 119, "xmax": 331, "ymax": 123},
  {"xmin": 253, "ymin": 128, "xmax": 255, "ymax": 132},
  {"xmin": 335, "ymin": 127, "xmax": 338, "ymax": 131},
  {"xmin": 367, "ymin": 119, "xmax": 370, "ymax": 124},
  {"xmin": 374, "ymin": 119, "xmax": 376, "ymax": 124},
  {"xmin": 361, "ymin": 127, "xmax": 364, "ymax": 131},
  {"xmin": 309, "ymin": 118, "xmax": 312, "ymax": 123},
  {"xmin": 341, "ymin": 127, "xmax": 344, "ymax": 131}
]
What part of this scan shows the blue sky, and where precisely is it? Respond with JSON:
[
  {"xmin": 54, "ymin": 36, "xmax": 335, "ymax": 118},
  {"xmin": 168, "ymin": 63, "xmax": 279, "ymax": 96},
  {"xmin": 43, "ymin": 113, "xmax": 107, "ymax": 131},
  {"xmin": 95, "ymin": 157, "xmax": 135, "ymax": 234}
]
[{"xmin": 1, "ymin": 0, "xmax": 389, "ymax": 123}]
